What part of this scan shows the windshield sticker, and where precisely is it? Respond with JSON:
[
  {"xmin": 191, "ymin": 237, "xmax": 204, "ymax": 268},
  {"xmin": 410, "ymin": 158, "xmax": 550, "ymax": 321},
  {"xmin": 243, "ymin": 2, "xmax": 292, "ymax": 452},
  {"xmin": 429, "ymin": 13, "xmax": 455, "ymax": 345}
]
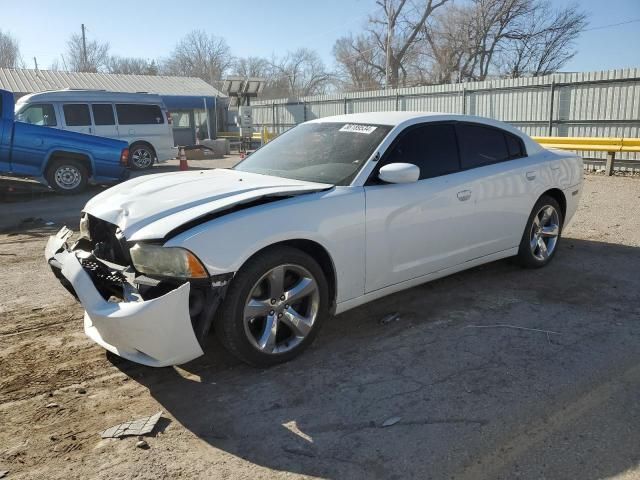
[{"xmin": 339, "ymin": 124, "xmax": 378, "ymax": 134}]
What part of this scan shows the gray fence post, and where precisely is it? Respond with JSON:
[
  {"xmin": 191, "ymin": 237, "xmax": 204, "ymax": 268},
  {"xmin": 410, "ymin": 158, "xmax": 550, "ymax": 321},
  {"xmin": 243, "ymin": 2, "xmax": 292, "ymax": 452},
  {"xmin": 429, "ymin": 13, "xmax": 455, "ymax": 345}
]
[
  {"xmin": 605, "ymin": 152, "xmax": 616, "ymax": 176},
  {"xmin": 461, "ymin": 88, "xmax": 466, "ymax": 114},
  {"xmin": 271, "ymin": 102, "xmax": 276, "ymax": 133},
  {"xmin": 344, "ymin": 97, "xmax": 348, "ymax": 115},
  {"xmin": 548, "ymin": 81, "xmax": 556, "ymax": 136}
]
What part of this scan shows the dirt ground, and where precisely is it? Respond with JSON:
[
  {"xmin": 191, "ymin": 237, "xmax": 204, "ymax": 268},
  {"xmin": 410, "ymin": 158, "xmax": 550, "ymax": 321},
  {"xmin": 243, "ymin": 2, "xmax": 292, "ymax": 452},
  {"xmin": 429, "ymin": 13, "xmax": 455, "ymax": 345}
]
[{"xmin": 1, "ymin": 173, "xmax": 640, "ymax": 479}]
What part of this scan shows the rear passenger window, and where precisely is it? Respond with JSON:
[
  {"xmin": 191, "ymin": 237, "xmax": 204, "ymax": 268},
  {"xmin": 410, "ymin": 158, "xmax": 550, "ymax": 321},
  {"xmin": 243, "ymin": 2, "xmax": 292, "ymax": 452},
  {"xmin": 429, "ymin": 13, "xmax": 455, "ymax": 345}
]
[
  {"xmin": 457, "ymin": 124, "xmax": 509, "ymax": 169},
  {"xmin": 63, "ymin": 104, "xmax": 91, "ymax": 126},
  {"xmin": 505, "ymin": 133, "xmax": 525, "ymax": 159},
  {"xmin": 92, "ymin": 104, "xmax": 115, "ymax": 125},
  {"xmin": 116, "ymin": 104, "xmax": 164, "ymax": 125},
  {"xmin": 383, "ymin": 124, "xmax": 460, "ymax": 180}
]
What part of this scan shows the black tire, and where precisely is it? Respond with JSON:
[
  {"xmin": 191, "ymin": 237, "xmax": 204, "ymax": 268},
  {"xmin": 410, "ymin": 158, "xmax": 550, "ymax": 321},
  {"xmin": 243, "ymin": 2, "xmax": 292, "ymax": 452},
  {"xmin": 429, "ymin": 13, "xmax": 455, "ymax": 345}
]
[
  {"xmin": 129, "ymin": 143, "xmax": 155, "ymax": 170},
  {"xmin": 216, "ymin": 246, "xmax": 329, "ymax": 367},
  {"xmin": 45, "ymin": 158, "xmax": 89, "ymax": 194},
  {"xmin": 516, "ymin": 194, "xmax": 564, "ymax": 268}
]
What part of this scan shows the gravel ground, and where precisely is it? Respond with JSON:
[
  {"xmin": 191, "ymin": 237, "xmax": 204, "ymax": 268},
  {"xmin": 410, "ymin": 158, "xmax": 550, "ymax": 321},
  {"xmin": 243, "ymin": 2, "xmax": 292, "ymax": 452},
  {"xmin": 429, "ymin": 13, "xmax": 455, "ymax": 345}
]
[{"xmin": 0, "ymin": 173, "xmax": 639, "ymax": 479}]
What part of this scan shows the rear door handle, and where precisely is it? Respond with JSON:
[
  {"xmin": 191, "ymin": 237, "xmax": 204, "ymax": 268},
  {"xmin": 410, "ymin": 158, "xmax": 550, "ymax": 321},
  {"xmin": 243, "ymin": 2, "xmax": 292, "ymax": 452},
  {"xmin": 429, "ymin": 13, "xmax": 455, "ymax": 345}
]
[
  {"xmin": 525, "ymin": 171, "xmax": 536, "ymax": 180},
  {"xmin": 457, "ymin": 190, "xmax": 472, "ymax": 201}
]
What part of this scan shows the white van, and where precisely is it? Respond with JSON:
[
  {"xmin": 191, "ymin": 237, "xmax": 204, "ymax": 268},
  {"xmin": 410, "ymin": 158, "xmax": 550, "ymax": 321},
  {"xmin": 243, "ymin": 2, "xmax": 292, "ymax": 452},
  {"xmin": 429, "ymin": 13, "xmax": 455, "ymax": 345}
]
[{"xmin": 15, "ymin": 89, "xmax": 176, "ymax": 170}]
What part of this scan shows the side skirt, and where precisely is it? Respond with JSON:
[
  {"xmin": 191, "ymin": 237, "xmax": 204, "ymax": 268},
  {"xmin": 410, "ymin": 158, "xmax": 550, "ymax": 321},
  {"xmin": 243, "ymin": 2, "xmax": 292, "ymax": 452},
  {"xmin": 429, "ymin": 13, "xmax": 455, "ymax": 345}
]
[{"xmin": 334, "ymin": 247, "xmax": 518, "ymax": 315}]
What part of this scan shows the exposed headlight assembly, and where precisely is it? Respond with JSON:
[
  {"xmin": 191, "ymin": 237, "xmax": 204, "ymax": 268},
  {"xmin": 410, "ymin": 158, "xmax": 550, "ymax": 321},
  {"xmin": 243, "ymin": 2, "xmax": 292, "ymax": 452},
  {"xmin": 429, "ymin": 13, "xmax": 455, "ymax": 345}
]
[
  {"xmin": 79, "ymin": 213, "xmax": 91, "ymax": 240},
  {"xmin": 130, "ymin": 244, "xmax": 208, "ymax": 279}
]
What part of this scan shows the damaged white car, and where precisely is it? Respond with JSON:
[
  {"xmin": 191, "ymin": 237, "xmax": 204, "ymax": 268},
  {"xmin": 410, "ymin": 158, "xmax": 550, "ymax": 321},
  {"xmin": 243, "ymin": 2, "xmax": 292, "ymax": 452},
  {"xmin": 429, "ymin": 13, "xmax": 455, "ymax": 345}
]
[{"xmin": 45, "ymin": 112, "xmax": 583, "ymax": 367}]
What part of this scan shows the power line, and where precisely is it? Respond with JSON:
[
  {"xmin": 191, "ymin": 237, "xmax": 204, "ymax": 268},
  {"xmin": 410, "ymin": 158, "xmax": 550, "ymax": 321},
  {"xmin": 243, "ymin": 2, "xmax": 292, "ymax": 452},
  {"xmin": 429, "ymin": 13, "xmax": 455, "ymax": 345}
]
[{"xmin": 581, "ymin": 18, "xmax": 640, "ymax": 32}]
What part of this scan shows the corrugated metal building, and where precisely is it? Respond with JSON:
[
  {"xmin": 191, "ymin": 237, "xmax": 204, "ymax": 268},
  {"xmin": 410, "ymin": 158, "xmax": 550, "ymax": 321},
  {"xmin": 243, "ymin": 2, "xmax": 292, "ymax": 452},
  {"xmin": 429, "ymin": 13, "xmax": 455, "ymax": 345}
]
[{"xmin": 0, "ymin": 68, "xmax": 226, "ymax": 145}]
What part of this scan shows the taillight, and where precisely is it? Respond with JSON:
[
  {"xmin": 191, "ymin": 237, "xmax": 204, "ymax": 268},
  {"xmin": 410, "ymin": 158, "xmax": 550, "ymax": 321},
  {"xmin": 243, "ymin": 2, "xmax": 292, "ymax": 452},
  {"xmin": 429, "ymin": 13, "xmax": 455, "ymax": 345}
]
[{"xmin": 120, "ymin": 148, "xmax": 129, "ymax": 167}]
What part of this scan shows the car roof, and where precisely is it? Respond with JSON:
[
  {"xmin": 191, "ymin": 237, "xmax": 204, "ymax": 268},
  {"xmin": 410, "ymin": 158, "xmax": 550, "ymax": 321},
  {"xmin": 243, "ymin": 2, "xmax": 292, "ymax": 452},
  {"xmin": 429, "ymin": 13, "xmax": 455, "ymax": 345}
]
[
  {"xmin": 16, "ymin": 89, "xmax": 165, "ymax": 105},
  {"xmin": 307, "ymin": 111, "xmax": 543, "ymax": 154}
]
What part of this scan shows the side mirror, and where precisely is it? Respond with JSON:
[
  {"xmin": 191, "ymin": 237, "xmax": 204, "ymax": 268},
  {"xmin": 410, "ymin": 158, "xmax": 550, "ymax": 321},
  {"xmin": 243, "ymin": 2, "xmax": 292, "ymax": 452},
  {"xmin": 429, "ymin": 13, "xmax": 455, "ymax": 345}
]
[{"xmin": 378, "ymin": 163, "xmax": 420, "ymax": 184}]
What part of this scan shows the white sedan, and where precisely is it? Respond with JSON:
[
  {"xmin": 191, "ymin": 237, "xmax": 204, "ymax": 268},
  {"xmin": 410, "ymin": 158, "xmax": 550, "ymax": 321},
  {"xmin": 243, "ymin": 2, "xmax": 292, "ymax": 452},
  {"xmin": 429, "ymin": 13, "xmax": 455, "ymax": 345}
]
[{"xmin": 45, "ymin": 112, "xmax": 583, "ymax": 367}]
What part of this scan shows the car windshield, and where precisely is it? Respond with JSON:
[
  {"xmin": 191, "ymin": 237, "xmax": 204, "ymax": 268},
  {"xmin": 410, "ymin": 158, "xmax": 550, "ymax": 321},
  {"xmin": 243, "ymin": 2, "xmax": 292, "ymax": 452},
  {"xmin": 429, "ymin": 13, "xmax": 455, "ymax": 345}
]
[{"xmin": 234, "ymin": 122, "xmax": 392, "ymax": 185}]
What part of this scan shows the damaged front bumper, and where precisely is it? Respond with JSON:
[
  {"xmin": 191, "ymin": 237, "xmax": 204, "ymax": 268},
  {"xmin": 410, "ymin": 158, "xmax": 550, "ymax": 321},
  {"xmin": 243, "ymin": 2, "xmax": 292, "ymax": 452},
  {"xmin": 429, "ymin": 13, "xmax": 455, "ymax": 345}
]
[{"xmin": 45, "ymin": 227, "xmax": 213, "ymax": 367}]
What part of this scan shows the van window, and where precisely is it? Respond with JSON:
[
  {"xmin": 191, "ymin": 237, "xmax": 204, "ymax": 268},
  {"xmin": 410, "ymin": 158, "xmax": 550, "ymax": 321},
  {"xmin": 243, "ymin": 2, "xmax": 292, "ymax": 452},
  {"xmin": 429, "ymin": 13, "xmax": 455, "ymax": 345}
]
[
  {"xmin": 116, "ymin": 104, "xmax": 164, "ymax": 125},
  {"xmin": 16, "ymin": 103, "xmax": 57, "ymax": 126},
  {"xmin": 92, "ymin": 104, "xmax": 115, "ymax": 125},
  {"xmin": 63, "ymin": 104, "xmax": 91, "ymax": 126}
]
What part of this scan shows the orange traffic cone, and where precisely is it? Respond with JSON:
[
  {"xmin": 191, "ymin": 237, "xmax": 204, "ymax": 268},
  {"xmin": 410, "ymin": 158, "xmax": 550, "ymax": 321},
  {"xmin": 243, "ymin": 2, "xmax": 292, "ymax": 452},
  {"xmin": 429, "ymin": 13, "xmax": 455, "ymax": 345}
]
[{"xmin": 179, "ymin": 147, "xmax": 188, "ymax": 171}]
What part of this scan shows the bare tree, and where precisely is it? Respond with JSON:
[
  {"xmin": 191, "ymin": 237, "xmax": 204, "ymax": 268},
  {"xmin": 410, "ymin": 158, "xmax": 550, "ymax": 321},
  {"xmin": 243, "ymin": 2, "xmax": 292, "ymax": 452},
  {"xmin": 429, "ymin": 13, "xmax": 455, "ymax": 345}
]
[
  {"xmin": 334, "ymin": 0, "xmax": 449, "ymax": 90},
  {"xmin": 63, "ymin": 32, "xmax": 109, "ymax": 73},
  {"xmin": 424, "ymin": 0, "xmax": 587, "ymax": 82},
  {"xmin": 333, "ymin": 35, "xmax": 384, "ymax": 91},
  {"xmin": 267, "ymin": 48, "xmax": 333, "ymax": 98},
  {"xmin": 162, "ymin": 30, "xmax": 233, "ymax": 84},
  {"xmin": 0, "ymin": 30, "xmax": 23, "ymax": 68},
  {"xmin": 501, "ymin": 2, "xmax": 587, "ymax": 77},
  {"xmin": 233, "ymin": 56, "xmax": 271, "ymax": 78},
  {"xmin": 107, "ymin": 56, "xmax": 159, "ymax": 75}
]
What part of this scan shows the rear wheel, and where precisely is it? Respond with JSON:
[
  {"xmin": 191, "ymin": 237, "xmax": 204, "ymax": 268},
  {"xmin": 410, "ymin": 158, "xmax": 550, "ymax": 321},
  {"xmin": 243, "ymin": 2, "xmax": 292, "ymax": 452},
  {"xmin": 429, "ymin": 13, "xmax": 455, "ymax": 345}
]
[
  {"xmin": 216, "ymin": 246, "xmax": 329, "ymax": 367},
  {"xmin": 516, "ymin": 195, "xmax": 563, "ymax": 268},
  {"xmin": 45, "ymin": 159, "xmax": 88, "ymax": 194},
  {"xmin": 130, "ymin": 143, "xmax": 155, "ymax": 170}
]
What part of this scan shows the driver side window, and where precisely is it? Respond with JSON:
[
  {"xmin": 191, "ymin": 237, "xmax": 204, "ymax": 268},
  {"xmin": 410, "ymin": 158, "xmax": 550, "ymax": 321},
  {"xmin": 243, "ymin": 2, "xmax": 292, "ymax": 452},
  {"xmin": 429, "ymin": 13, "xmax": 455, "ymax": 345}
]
[{"xmin": 383, "ymin": 123, "xmax": 460, "ymax": 180}]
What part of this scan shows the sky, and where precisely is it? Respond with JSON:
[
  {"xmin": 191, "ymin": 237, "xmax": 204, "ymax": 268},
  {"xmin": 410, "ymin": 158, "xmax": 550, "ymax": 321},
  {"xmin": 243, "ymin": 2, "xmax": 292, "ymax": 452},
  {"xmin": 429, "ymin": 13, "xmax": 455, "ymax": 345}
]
[{"xmin": 1, "ymin": 0, "xmax": 639, "ymax": 73}]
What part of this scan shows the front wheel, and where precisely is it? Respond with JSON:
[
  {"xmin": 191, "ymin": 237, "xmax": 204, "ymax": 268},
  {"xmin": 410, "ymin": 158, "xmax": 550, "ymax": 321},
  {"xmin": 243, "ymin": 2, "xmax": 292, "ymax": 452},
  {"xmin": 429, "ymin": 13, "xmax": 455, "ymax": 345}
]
[
  {"xmin": 216, "ymin": 246, "xmax": 329, "ymax": 367},
  {"xmin": 516, "ymin": 195, "xmax": 564, "ymax": 268}
]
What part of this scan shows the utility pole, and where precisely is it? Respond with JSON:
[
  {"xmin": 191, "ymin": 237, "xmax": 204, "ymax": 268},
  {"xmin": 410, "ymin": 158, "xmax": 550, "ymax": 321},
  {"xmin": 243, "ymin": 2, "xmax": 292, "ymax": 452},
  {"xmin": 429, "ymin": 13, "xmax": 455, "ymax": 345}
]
[
  {"xmin": 81, "ymin": 24, "xmax": 88, "ymax": 71},
  {"xmin": 385, "ymin": 7, "xmax": 394, "ymax": 89},
  {"xmin": 33, "ymin": 57, "xmax": 38, "ymax": 70}
]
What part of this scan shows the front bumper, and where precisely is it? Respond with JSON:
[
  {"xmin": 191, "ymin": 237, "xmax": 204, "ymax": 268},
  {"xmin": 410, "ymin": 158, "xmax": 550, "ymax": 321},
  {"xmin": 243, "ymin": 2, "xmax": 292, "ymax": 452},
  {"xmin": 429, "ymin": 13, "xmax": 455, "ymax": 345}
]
[{"xmin": 45, "ymin": 228, "xmax": 204, "ymax": 367}]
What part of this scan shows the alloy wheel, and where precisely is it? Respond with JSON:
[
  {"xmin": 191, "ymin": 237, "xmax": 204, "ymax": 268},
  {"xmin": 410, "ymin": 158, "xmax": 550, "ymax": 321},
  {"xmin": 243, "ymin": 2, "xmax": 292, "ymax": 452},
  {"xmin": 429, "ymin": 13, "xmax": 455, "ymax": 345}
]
[
  {"xmin": 131, "ymin": 148, "xmax": 153, "ymax": 169},
  {"xmin": 530, "ymin": 205, "xmax": 560, "ymax": 261},
  {"xmin": 243, "ymin": 264, "xmax": 320, "ymax": 354}
]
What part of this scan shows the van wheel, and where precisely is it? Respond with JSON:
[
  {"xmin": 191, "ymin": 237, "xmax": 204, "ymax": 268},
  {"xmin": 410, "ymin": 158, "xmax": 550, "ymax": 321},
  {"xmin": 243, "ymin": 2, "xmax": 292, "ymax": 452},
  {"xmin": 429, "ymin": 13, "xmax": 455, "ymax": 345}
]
[
  {"xmin": 46, "ymin": 159, "xmax": 88, "ymax": 194},
  {"xmin": 130, "ymin": 143, "xmax": 155, "ymax": 170}
]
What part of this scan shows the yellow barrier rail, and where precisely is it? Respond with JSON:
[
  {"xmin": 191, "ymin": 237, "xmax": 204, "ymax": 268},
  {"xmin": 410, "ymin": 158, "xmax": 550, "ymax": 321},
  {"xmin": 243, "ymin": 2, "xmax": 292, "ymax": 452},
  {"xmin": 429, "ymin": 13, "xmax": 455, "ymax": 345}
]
[
  {"xmin": 217, "ymin": 128, "xmax": 275, "ymax": 145},
  {"xmin": 532, "ymin": 136, "xmax": 640, "ymax": 175}
]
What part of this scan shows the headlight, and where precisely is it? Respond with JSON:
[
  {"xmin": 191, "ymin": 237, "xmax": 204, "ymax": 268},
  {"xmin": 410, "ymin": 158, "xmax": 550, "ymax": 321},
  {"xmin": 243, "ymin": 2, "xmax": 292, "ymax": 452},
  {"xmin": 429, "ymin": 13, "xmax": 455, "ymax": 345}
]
[
  {"xmin": 79, "ymin": 214, "xmax": 90, "ymax": 240},
  {"xmin": 130, "ymin": 244, "xmax": 208, "ymax": 279}
]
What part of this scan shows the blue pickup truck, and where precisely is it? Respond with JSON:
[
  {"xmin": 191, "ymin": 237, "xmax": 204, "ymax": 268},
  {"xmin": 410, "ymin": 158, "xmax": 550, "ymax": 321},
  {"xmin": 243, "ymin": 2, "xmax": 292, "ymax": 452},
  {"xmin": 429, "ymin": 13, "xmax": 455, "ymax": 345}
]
[{"xmin": 0, "ymin": 89, "xmax": 129, "ymax": 194}]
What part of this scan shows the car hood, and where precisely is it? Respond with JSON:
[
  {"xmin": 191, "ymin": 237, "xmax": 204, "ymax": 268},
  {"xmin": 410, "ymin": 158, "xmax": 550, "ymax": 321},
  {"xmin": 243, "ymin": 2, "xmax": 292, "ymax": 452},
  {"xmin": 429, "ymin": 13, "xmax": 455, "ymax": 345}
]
[{"xmin": 83, "ymin": 168, "xmax": 332, "ymax": 241}]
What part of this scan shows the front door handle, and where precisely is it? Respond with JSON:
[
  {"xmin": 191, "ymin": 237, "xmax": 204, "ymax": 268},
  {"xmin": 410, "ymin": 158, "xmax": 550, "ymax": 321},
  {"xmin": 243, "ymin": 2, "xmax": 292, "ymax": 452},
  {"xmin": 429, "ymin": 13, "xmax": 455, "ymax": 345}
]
[
  {"xmin": 526, "ymin": 171, "xmax": 536, "ymax": 180},
  {"xmin": 457, "ymin": 190, "xmax": 472, "ymax": 201}
]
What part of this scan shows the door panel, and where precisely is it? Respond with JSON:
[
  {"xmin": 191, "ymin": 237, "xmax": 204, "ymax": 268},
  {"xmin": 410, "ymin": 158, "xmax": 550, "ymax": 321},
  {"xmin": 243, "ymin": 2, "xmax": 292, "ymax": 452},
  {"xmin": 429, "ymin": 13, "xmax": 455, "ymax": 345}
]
[
  {"xmin": 115, "ymin": 103, "xmax": 168, "ymax": 150},
  {"xmin": 455, "ymin": 123, "xmax": 537, "ymax": 256},
  {"xmin": 62, "ymin": 104, "xmax": 92, "ymax": 135},
  {"xmin": 0, "ymin": 119, "xmax": 9, "ymax": 172},
  {"xmin": 8, "ymin": 122, "xmax": 49, "ymax": 175},
  {"xmin": 364, "ymin": 171, "xmax": 476, "ymax": 293},
  {"xmin": 91, "ymin": 104, "xmax": 119, "ymax": 139},
  {"xmin": 466, "ymin": 160, "xmax": 535, "ymax": 256}
]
